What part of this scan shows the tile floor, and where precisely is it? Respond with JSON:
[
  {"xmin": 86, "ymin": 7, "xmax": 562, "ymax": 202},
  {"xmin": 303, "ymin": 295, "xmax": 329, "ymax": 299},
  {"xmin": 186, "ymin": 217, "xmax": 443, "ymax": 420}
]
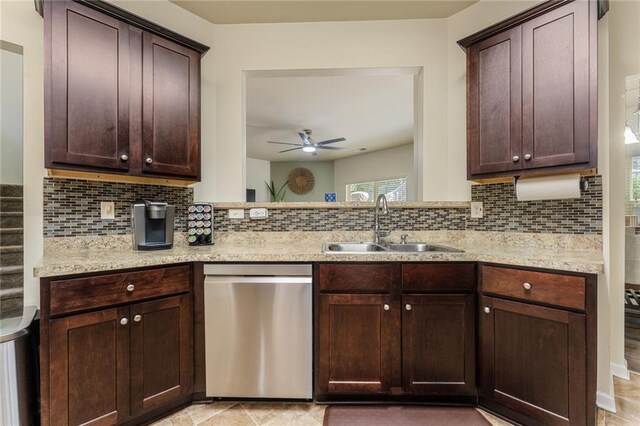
[{"xmin": 154, "ymin": 374, "xmax": 640, "ymax": 425}]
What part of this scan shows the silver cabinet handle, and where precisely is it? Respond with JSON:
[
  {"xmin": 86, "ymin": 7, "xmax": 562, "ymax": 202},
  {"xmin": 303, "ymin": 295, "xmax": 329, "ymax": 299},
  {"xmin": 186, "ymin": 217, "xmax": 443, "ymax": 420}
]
[
  {"xmin": 523, "ymin": 282, "xmax": 532, "ymax": 290},
  {"xmin": 126, "ymin": 284, "xmax": 135, "ymax": 292},
  {"xmin": 146, "ymin": 157, "xmax": 153, "ymax": 164},
  {"xmin": 133, "ymin": 314, "xmax": 142, "ymax": 322},
  {"xmin": 383, "ymin": 304, "xmax": 390, "ymax": 311},
  {"xmin": 120, "ymin": 154, "xmax": 129, "ymax": 161},
  {"xmin": 120, "ymin": 317, "xmax": 128, "ymax": 326},
  {"xmin": 512, "ymin": 156, "xmax": 520, "ymax": 162},
  {"xmin": 524, "ymin": 154, "xmax": 532, "ymax": 160},
  {"xmin": 483, "ymin": 306, "xmax": 491, "ymax": 314},
  {"xmin": 405, "ymin": 304, "xmax": 412, "ymax": 311}
]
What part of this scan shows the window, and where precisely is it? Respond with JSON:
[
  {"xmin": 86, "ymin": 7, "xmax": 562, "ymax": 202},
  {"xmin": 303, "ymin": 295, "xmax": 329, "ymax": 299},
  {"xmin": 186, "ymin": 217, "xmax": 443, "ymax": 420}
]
[
  {"xmin": 629, "ymin": 156, "xmax": 640, "ymax": 202},
  {"xmin": 346, "ymin": 177, "xmax": 407, "ymax": 202}
]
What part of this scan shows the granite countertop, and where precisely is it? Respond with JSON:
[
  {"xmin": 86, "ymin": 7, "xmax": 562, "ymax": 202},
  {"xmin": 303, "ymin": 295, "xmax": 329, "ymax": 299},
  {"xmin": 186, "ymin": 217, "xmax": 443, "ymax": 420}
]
[{"xmin": 34, "ymin": 231, "xmax": 604, "ymax": 277}]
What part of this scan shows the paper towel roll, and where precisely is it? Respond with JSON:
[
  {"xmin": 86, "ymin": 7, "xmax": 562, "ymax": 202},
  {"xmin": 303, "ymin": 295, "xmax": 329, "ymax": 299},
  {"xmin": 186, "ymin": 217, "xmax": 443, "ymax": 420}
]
[{"xmin": 515, "ymin": 174, "xmax": 582, "ymax": 201}]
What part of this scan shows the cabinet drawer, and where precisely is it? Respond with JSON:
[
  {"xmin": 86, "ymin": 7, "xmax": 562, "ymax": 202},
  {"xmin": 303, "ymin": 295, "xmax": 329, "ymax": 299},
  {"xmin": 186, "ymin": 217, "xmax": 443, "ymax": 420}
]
[
  {"xmin": 402, "ymin": 263, "xmax": 476, "ymax": 292},
  {"xmin": 481, "ymin": 265, "xmax": 585, "ymax": 311},
  {"xmin": 318, "ymin": 263, "xmax": 393, "ymax": 293},
  {"xmin": 50, "ymin": 265, "xmax": 191, "ymax": 316}
]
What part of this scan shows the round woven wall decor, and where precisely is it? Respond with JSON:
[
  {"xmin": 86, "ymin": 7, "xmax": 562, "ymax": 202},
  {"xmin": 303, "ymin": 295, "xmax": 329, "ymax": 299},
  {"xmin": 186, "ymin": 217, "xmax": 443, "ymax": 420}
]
[{"xmin": 287, "ymin": 167, "xmax": 315, "ymax": 195}]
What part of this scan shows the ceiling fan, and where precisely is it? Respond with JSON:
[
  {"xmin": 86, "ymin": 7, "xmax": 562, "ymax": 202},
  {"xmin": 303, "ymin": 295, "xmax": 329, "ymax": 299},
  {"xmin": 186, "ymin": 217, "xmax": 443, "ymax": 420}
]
[{"xmin": 267, "ymin": 129, "xmax": 347, "ymax": 156}]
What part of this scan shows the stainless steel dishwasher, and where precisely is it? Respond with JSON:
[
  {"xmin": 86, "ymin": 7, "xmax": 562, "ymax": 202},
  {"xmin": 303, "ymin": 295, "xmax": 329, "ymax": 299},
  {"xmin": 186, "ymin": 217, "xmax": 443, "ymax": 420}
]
[{"xmin": 204, "ymin": 264, "xmax": 312, "ymax": 399}]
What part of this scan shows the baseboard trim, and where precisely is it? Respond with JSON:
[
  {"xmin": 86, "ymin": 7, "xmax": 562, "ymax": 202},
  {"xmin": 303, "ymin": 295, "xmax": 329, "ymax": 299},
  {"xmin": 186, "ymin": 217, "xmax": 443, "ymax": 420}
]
[
  {"xmin": 611, "ymin": 361, "xmax": 630, "ymax": 380},
  {"xmin": 596, "ymin": 391, "xmax": 617, "ymax": 413}
]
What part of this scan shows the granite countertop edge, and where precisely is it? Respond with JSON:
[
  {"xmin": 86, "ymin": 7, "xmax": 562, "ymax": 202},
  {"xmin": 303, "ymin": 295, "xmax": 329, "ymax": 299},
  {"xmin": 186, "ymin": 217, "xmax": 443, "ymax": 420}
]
[{"xmin": 34, "ymin": 243, "xmax": 605, "ymax": 278}]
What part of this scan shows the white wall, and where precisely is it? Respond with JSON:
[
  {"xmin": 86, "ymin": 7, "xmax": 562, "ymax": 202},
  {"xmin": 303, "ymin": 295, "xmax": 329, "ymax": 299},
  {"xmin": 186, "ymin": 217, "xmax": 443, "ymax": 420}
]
[
  {"xmin": 0, "ymin": 46, "xmax": 23, "ymax": 185},
  {"xmin": 334, "ymin": 144, "xmax": 414, "ymax": 201},
  {"xmin": 212, "ymin": 17, "xmax": 452, "ymax": 201},
  {"xmin": 245, "ymin": 157, "xmax": 270, "ymax": 202},
  {"xmin": 271, "ymin": 161, "xmax": 334, "ymax": 202}
]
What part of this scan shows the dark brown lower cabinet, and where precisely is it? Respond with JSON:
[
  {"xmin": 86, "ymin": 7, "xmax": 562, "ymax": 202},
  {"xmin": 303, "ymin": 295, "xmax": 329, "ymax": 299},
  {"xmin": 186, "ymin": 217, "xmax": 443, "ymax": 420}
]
[
  {"xmin": 479, "ymin": 296, "xmax": 586, "ymax": 426},
  {"xmin": 402, "ymin": 294, "xmax": 475, "ymax": 396},
  {"xmin": 317, "ymin": 294, "xmax": 398, "ymax": 396},
  {"xmin": 130, "ymin": 295, "xmax": 193, "ymax": 415},
  {"xmin": 45, "ymin": 290, "xmax": 192, "ymax": 425},
  {"xmin": 315, "ymin": 263, "xmax": 476, "ymax": 401},
  {"xmin": 49, "ymin": 306, "xmax": 130, "ymax": 425}
]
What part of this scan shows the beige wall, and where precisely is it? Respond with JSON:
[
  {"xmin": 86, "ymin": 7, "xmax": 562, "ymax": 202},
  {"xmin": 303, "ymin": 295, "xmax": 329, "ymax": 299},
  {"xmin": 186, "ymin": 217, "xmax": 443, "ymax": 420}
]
[
  {"xmin": 246, "ymin": 158, "xmax": 271, "ymax": 202},
  {"xmin": 212, "ymin": 17, "xmax": 452, "ymax": 201},
  {"xmin": 334, "ymin": 144, "xmax": 414, "ymax": 202},
  {"xmin": 271, "ymin": 161, "xmax": 334, "ymax": 202},
  {"xmin": 0, "ymin": 46, "xmax": 24, "ymax": 185},
  {"xmin": 0, "ymin": 0, "xmax": 45, "ymax": 308},
  {"xmin": 604, "ymin": 0, "xmax": 640, "ymax": 389}
]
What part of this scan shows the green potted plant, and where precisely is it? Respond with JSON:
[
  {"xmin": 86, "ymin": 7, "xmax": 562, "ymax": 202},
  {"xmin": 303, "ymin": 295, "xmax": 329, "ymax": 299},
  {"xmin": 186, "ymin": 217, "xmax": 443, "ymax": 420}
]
[{"xmin": 266, "ymin": 180, "xmax": 287, "ymax": 202}]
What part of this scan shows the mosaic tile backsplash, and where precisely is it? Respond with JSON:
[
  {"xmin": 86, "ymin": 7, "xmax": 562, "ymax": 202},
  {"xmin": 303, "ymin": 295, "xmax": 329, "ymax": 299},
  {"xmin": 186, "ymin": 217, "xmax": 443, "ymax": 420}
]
[
  {"xmin": 467, "ymin": 175, "xmax": 602, "ymax": 234},
  {"xmin": 43, "ymin": 175, "xmax": 602, "ymax": 237},
  {"xmin": 43, "ymin": 178, "xmax": 193, "ymax": 237}
]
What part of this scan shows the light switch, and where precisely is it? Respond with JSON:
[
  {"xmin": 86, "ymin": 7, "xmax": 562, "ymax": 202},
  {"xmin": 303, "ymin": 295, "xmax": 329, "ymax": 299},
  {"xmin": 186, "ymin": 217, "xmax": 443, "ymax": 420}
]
[
  {"xmin": 101, "ymin": 202, "xmax": 115, "ymax": 220},
  {"xmin": 249, "ymin": 208, "xmax": 268, "ymax": 220},
  {"xmin": 228, "ymin": 209, "xmax": 245, "ymax": 219}
]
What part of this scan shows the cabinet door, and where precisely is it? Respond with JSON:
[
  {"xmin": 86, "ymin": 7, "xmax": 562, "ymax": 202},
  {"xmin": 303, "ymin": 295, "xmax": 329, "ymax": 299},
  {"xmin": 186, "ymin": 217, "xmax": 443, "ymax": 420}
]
[
  {"xmin": 317, "ymin": 294, "xmax": 398, "ymax": 395},
  {"xmin": 47, "ymin": 0, "xmax": 130, "ymax": 171},
  {"xmin": 130, "ymin": 294, "xmax": 193, "ymax": 415},
  {"xmin": 467, "ymin": 27, "xmax": 522, "ymax": 177},
  {"xmin": 402, "ymin": 294, "xmax": 475, "ymax": 395},
  {"xmin": 522, "ymin": 0, "xmax": 593, "ymax": 169},
  {"xmin": 480, "ymin": 296, "xmax": 586, "ymax": 426},
  {"xmin": 49, "ymin": 307, "xmax": 130, "ymax": 425},
  {"xmin": 142, "ymin": 33, "xmax": 200, "ymax": 178}
]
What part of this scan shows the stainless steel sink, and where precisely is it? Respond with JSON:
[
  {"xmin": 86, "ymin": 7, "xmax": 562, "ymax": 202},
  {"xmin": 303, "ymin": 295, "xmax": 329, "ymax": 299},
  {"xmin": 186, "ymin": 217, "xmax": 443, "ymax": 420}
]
[
  {"xmin": 381, "ymin": 243, "xmax": 464, "ymax": 253},
  {"xmin": 323, "ymin": 242, "xmax": 390, "ymax": 253},
  {"xmin": 322, "ymin": 242, "xmax": 464, "ymax": 254}
]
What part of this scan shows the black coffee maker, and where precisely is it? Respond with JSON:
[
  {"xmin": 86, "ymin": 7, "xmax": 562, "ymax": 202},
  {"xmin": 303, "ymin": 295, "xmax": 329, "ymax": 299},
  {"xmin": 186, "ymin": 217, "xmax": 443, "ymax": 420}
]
[{"xmin": 131, "ymin": 201, "xmax": 175, "ymax": 250}]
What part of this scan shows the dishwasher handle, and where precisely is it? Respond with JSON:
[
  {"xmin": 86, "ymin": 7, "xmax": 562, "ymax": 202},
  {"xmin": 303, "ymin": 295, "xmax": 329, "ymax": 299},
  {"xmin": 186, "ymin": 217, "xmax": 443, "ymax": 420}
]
[{"xmin": 205, "ymin": 276, "xmax": 312, "ymax": 285}]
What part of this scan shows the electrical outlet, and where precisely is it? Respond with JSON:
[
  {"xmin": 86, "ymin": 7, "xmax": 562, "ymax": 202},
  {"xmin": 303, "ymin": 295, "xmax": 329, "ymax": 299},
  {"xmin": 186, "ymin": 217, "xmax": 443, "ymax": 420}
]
[
  {"xmin": 101, "ymin": 202, "xmax": 115, "ymax": 220},
  {"xmin": 249, "ymin": 208, "xmax": 268, "ymax": 220},
  {"xmin": 470, "ymin": 202, "xmax": 483, "ymax": 219},
  {"xmin": 228, "ymin": 209, "xmax": 245, "ymax": 219}
]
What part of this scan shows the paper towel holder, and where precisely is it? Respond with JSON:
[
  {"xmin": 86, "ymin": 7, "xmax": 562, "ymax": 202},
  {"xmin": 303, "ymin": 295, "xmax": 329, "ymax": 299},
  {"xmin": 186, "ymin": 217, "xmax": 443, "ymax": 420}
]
[{"xmin": 513, "ymin": 176, "xmax": 588, "ymax": 193}]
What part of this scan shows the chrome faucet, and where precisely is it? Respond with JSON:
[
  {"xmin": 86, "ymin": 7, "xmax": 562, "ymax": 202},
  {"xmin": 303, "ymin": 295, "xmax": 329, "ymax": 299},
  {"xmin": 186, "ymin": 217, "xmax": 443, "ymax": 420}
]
[{"xmin": 373, "ymin": 194, "xmax": 390, "ymax": 244}]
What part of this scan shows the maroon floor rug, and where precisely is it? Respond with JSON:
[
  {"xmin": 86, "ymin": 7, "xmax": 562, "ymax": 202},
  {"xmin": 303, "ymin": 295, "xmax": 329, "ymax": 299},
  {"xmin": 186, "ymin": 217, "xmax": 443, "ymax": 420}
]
[{"xmin": 323, "ymin": 405, "xmax": 492, "ymax": 426}]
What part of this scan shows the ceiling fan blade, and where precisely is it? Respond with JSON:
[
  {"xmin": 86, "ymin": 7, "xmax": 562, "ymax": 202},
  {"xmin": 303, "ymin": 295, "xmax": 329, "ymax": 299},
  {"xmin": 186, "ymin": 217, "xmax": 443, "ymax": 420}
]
[
  {"xmin": 316, "ymin": 137, "xmax": 346, "ymax": 146},
  {"xmin": 267, "ymin": 141, "xmax": 301, "ymax": 146},
  {"xmin": 316, "ymin": 146, "xmax": 348, "ymax": 151},
  {"xmin": 279, "ymin": 147, "xmax": 304, "ymax": 153}
]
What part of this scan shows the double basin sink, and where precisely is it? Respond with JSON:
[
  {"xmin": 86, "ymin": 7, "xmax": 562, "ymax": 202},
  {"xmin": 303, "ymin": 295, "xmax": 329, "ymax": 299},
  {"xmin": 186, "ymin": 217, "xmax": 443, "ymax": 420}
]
[{"xmin": 322, "ymin": 242, "xmax": 464, "ymax": 254}]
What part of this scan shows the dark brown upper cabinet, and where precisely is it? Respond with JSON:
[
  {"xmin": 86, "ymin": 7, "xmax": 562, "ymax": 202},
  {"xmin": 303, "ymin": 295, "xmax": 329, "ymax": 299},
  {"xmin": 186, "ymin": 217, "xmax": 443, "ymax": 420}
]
[
  {"xmin": 458, "ymin": 0, "xmax": 597, "ymax": 180},
  {"xmin": 44, "ymin": 0, "xmax": 209, "ymax": 181}
]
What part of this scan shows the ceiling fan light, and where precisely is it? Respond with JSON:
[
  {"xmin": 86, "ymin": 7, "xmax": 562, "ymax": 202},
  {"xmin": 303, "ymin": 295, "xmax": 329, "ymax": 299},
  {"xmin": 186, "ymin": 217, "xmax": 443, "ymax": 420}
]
[{"xmin": 303, "ymin": 146, "xmax": 316, "ymax": 153}]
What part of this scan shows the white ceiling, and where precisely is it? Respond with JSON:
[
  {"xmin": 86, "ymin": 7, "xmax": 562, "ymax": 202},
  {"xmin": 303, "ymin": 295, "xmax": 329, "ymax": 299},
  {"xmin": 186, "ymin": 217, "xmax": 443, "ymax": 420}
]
[
  {"xmin": 246, "ymin": 73, "xmax": 414, "ymax": 161},
  {"xmin": 169, "ymin": 0, "xmax": 478, "ymax": 25}
]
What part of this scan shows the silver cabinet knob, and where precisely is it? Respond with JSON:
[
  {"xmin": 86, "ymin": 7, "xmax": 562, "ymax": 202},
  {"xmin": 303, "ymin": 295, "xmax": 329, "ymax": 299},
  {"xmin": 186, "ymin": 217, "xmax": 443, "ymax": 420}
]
[
  {"xmin": 126, "ymin": 284, "xmax": 135, "ymax": 292},
  {"xmin": 512, "ymin": 156, "xmax": 520, "ymax": 162},
  {"xmin": 383, "ymin": 304, "xmax": 390, "ymax": 311},
  {"xmin": 523, "ymin": 282, "xmax": 532, "ymax": 290},
  {"xmin": 524, "ymin": 154, "xmax": 532, "ymax": 160},
  {"xmin": 146, "ymin": 157, "xmax": 153, "ymax": 164},
  {"xmin": 133, "ymin": 314, "xmax": 142, "ymax": 322},
  {"xmin": 120, "ymin": 317, "xmax": 128, "ymax": 326},
  {"xmin": 120, "ymin": 154, "xmax": 129, "ymax": 161},
  {"xmin": 405, "ymin": 304, "xmax": 412, "ymax": 311},
  {"xmin": 483, "ymin": 306, "xmax": 491, "ymax": 314}
]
